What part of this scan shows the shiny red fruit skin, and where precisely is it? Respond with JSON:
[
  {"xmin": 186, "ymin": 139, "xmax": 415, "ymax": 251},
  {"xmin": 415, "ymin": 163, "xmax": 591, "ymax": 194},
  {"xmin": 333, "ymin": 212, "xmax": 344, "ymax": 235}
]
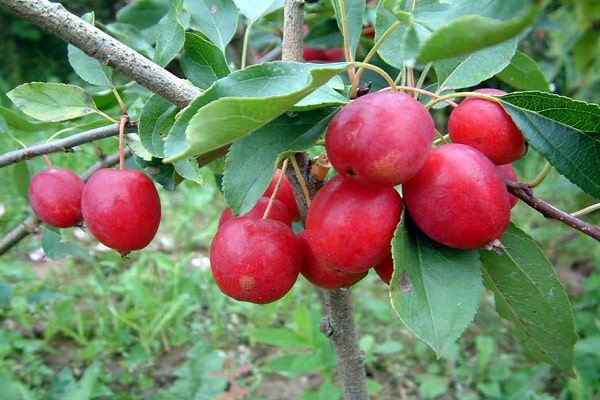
[
  {"xmin": 448, "ymin": 88, "xmax": 526, "ymax": 165},
  {"xmin": 403, "ymin": 144, "xmax": 511, "ymax": 250},
  {"xmin": 28, "ymin": 168, "xmax": 84, "ymax": 228},
  {"xmin": 218, "ymin": 197, "xmax": 292, "ymax": 227},
  {"xmin": 210, "ymin": 217, "xmax": 302, "ymax": 304},
  {"xmin": 305, "ymin": 175, "xmax": 403, "ymax": 273},
  {"xmin": 496, "ymin": 163, "xmax": 519, "ymax": 208},
  {"xmin": 373, "ymin": 254, "xmax": 393, "ymax": 285},
  {"xmin": 325, "ymin": 91, "xmax": 435, "ymax": 187},
  {"xmin": 298, "ymin": 231, "xmax": 367, "ymax": 289},
  {"xmin": 303, "ymin": 46, "xmax": 326, "ymax": 61},
  {"xmin": 264, "ymin": 169, "xmax": 300, "ymax": 221},
  {"xmin": 81, "ymin": 168, "xmax": 161, "ymax": 254}
]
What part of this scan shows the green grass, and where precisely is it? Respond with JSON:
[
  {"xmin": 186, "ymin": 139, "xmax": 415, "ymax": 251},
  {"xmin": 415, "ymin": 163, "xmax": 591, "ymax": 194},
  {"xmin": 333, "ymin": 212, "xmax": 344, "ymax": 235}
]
[{"xmin": 0, "ymin": 149, "xmax": 599, "ymax": 399}]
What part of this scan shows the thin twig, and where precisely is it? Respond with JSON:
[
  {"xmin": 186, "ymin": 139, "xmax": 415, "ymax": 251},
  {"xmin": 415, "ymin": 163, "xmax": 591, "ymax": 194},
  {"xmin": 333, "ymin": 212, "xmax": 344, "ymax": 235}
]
[
  {"xmin": 506, "ymin": 180, "xmax": 600, "ymax": 242},
  {"xmin": 0, "ymin": 123, "xmax": 137, "ymax": 169},
  {"xmin": 0, "ymin": 148, "xmax": 132, "ymax": 256}
]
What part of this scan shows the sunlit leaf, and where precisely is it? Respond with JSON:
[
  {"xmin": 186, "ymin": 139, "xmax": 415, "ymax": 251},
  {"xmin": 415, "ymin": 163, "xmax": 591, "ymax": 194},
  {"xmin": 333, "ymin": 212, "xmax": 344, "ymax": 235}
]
[
  {"xmin": 186, "ymin": 0, "xmax": 239, "ymax": 51},
  {"xmin": 7, "ymin": 83, "xmax": 98, "ymax": 122},
  {"xmin": 163, "ymin": 61, "xmax": 347, "ymax": 162}
]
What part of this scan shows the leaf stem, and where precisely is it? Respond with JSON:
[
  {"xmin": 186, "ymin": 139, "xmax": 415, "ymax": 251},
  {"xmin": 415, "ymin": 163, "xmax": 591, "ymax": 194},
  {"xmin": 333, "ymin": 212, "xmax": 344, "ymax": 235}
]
[
  {"xmin": 570, "ymin": 203, "xmax": 600, "ymax": 218},
  {"xmin": 262, "ymin": 159, "xmax": 289, "ymax": 220},
  {"xmin": 118, "ymin": 114, "xmax": 129, "ymax": 170},
  {"xmin": 351, "ymin": 61, "xmax": 396, "ymax": 92},
  {"xmin": 505, "ymin": 180, "xmax": 600, "ymax": 242},
  {"xmin": 526, "ymin": 161, "xmax": 552, "ymax": 188}
]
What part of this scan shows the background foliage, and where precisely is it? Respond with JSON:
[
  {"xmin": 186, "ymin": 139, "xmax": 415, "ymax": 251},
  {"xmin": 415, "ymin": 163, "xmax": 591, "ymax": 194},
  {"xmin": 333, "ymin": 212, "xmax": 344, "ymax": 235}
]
[{"xmin": 0, "ymin": 0, "xmax": 599, "ymax": 399}]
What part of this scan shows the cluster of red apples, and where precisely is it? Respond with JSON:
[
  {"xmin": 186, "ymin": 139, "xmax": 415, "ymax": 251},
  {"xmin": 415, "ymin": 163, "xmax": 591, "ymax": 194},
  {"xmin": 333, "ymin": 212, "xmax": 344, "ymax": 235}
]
[
  {"xmin": 210, "ymin": 88, "xmax": 526, "ymax": 304},
  {"xmin": 28, "ymin": 167, "xmax": 161, "ymax": 256}
]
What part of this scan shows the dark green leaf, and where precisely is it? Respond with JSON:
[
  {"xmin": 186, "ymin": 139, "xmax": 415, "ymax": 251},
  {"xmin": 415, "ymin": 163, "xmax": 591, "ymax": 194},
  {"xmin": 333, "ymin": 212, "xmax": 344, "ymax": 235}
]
[
  {"xmin": 181, "ymin": 32, "xmax": 231, "ymax": 89},
  {"xmin": 390, "ymin": 214, "xmax": 484, "ymax": 358},
  {"xmin": 332, "ymin": 0, "xmax": 365, "ymax": 58},
  {"xmin": 499, "ymin": 91, "xmax": 600, "ymax": 198},
  {"xmin": 116, "ymin": 0, "xmax": 168, "ymax": 29},
  {"xmin": 7, "ymin": 83, "xmax": 98, "ymax": 122},
  {"xmin": 222, "ymin": 107, "xmax": 336, "ymax": 215},
  {"xmin": 154, "ymin": 0, "xmax": 185, "ymax": 67},
  {"xmin": 434, "ymin": 39, "xmax": 517, "ymax": 90},
  {"xmin": 139, "ymin": 94, "xmax": 178, "ymax": 157},
  {"xmin": 0, "ymin": 106, "xmax": 48, "ymax": 132},
  {"xmin": 187, "ymin": 0, "xmax": 239, "ymax": 51},
  {"xmin": 496, "ymin": 51, "xmax": 551, "ymax": 91},
  {"xmin": 163, "ymin": 62, "xmax": 347, "ymax": 162},
  {"xmin": 134, "ymin": 156, "xmax": 177, "ymax": 191},
  {"xmin": 480, "ymin": 224, "xmax": 577, "ymax": 377}
]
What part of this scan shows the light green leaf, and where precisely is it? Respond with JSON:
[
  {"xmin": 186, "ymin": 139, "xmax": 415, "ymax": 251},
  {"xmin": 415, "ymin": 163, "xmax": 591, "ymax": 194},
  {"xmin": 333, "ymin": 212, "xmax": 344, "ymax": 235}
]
[
  {"xmin": 496, "ymin": 51, "xmax": 551, "ymax": 91},
  {"xmin": 181, "ymin": 32, "xmax": 231, "ymax": 89},
  {"xmin": 163, "ymin": 61, "xmax": 348, "ymax": 162},
  {"xmin": 434, "ymin": 39, "xmax": 517, "ymax": 90},
  {"xmin": 376, "ymin": 0, "xmax": 537, "ymax": 68},
  {"xmin": 233, "ymin": 0, "xmax": 283, "ymax": 22},
  {"xmin": 480, "ymin": 224, "xmax": 577, "ymax": 377},
  {"xmin": 417, "ymin": 5, "xmax": 538, "ymax": 63},
  {"xmin": 186, "ymin": 0, "xmax": 239, "ymax": 51},
  {"xmin": 249, "ymin": 328, "xmax": 308, "ymax": 348},
  {"xmin": 390, "ymin": 215, "xmax": 483, "ymax": 358},
  {"xmin": 499, "ymin": 91, "xmax": 600, "ymax": 198},
  {"xmin": 12, "ymin": 161, "xmax": 31, "ymax": 200},
  {"xmin": 332, "ymin": 0, "xmax": 365, "ymax": 58},
  {"xmin": 154, "ymin": 0, "xmax": 185, "ymax": 67},
  {"xmin": 223, "ymin": 107, "xmax": 336, "ymax": 215},
  {"xmin": 139, "ymin": 94, "xmax": 178, "ymax": 157},
  {"xmin": 7, "ymin": 83, "xmax": 98, "ymax": 122}
]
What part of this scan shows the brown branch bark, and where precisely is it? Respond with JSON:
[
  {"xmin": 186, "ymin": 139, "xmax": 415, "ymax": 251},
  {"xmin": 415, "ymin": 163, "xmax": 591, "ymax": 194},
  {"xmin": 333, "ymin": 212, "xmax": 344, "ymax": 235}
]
[
  {"xmin": 0, "ymin": 123, "xmax": 136, "ymax": 169},
  {"xmin": 0, "ymin": 0, "xmax": 200, "ymax": 108},
  {"xmin": 506, "ymin": 180, "xmax": 600, "ymax": 242},
  {"xmin": 281, "ymin": 2, "xmax": 369, "ymax": 399},
  {"xmin": 0, "ymin": 148, "xmax": 132, "ymax": 256}
]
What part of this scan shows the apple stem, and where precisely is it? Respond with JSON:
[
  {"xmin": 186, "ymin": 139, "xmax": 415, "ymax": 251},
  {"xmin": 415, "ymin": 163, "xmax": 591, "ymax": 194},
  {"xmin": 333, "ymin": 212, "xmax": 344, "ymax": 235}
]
[
  {"xmin": 262, "ymin": 158, "xmax": 289, "ymax": 220},
  {"xmin": 118, "ymin": 114, "xmax": 128, "ymax": 170},
  {"xmin": 289, "ymin": 156, "xmax": 312, "ymax": 209},
  {"xmin": 42, "ymin": 154, "xmax": 53, "ymax": 168}
]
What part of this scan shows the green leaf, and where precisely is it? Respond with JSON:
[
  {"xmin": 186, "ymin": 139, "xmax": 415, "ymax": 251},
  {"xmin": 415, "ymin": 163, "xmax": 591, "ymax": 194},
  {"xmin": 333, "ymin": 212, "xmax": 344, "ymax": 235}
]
[
  {"xmin": 41, "ymin": 227, "xmax": 90, "ymax": 261},
  {"xmin": 496, "ymin": 51, "xmax": 551, "ymax": 92},
  {"xmin": 154, "ymin": 0, "xmax": 185, "ymax": 67},
  {"xmin": 261, "ymin": 353, "xmax": 324, "ymax": 377},
  {"xmin": 139, "ymin": 94, "xmax": 178, "ymax": 157},
  {"xmin": 187, "ymin": 0, "xmax": 239, "ymax": 51},
  {"xmin": 222, "ymin": 107, "xmax": 336, "ymax": 215},
  {"xmin": 499, "ymin": 91, "xmax": 600, "ymax": 199},
  {"xmin": 116, "ymin": 0, "xmax": 168, "ymax": 29},
  {"xmin": 390, "ymin": 215, "xmax": 484, "ymax": 358},
  {"xmin": 417, "ymin": 4, "xmax": 538, "ymax": 63},
  {"xmin": 233, "ymin": 0, "xmax": 283, "ymax": 22},
  {"xmin": 375, "ymin": 0, "xmax": 536, "ymax": 68},
  {"xmin": 249, "ymin": 328, "xmax": 308, "ymax": 348},
  {"xmin": 0, "ymin": 106, "xmax": 48, "ymax": 132},
  {"xmin": 480, "ymin": 224, "xmax": 577, "ymax": 376},
  {"xmin": 67, "ymin": 13, "xmax": 113, "ymax": 87},
  {"xmin": 7, "ymin": 83, "xmax": 98, "ymax": 122},
  {"xmin": 12, "ymin": 161, "xmax": 31, "ymax": 200},
  {"xmin": 134, "ymin": 156, "xmax": 177, "ymax": 191},
  {"xmin": 332, "ymin": 0, "xmax": 365, "ymax": 58},
  {"xmin": 434, "ymin": 39, "xmax": 517, "ymax": 90},
  {"xmin": 181, "ymin": 32, "xmax": 231, "ymax": 89},
  {"xmin": 163, "ymin": 61, "xmax": 348, "ymax": 162}
]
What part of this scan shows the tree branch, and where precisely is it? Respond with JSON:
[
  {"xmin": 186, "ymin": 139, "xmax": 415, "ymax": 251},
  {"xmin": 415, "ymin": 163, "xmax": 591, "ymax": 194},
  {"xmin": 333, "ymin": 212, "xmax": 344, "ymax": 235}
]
[
  {"xmin": 0, "ymin": 148, "xmax": 132, "ymax": 256},
  {"xmin": 506, "ymin": 180, "xmax": 600, "ymax": 242},
  {"xmin": 0, "ymin": 0, "xmax": 200, "ymax": 108},
  {"xmin": 0, "ymin": 123, "xmax": 137, "ymax": 169}
]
